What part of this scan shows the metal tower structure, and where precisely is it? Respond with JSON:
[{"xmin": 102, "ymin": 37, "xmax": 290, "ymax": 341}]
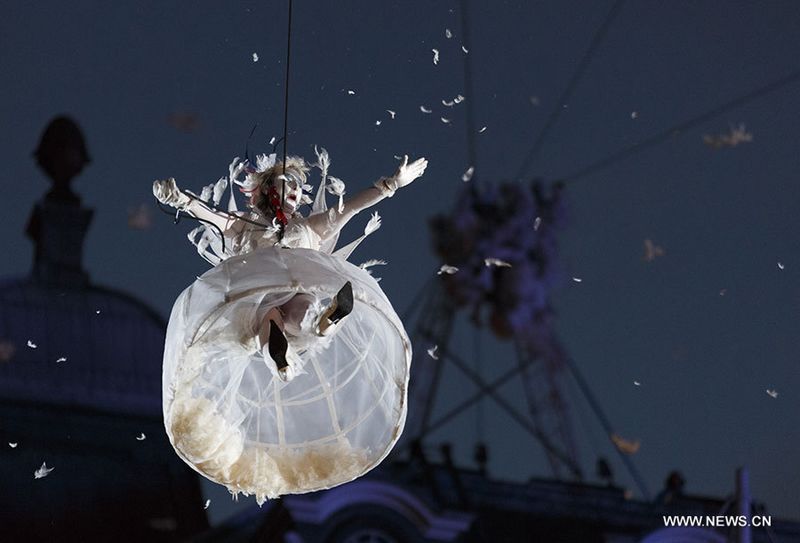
[{"xmin": 396, "ymin": 181, "xmax": 582, "ymax": 481}]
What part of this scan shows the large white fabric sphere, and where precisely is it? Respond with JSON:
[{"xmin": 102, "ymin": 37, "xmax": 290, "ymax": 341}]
[{"xmin": 162, "ymin": 247, "xmax": 410, "ymax": 503}]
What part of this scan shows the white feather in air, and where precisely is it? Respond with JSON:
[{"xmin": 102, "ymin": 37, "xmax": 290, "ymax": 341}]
[
  {"xmin": 420, "ymin": 106, "xmax": 432, "ymax": 114},
  {"xmin": 438, "ymin": 265, "xmax": 459, "ymax": 275},
  {"xmin": 34, "ymin": 462, "xmax": 54, "ymax": 479},
  {"xmin": 484, "ymin": 258, "xmax": 512, "ymax": 267},
  {"xmin": 462, "ymin": 166, "xmax": 475, "ymax": 182}
]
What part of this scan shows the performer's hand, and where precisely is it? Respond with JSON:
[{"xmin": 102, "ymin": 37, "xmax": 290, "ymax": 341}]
[
  {"xmin": 153, "ymin": 178, "xmax": 191, "ymax": 209},
  {"xmin": 393, "ymin": 155, "xmax": 428, "ymax": 188}
]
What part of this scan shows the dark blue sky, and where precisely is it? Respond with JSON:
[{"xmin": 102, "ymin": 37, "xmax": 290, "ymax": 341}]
[{"xmin": 2, "ymin": 0, "xmax": 799, "ymax": 523}]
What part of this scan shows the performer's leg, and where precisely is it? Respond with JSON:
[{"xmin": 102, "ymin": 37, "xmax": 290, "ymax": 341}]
[
  {"xmin": 317, "ymin": 281, "xmax": 354, "ymax": 336},
  {"xmin": 256, "ymin": 308, "xmax": 291, "ymax": 381},
  {"xmin": 280, "ymin": 293, "xmax": 315, "ymax": 337}
]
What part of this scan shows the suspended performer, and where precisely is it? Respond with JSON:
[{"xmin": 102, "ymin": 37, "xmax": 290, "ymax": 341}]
[{"xmin": 153, "ymin": 148, "xmax": 427, "ymax": 503}]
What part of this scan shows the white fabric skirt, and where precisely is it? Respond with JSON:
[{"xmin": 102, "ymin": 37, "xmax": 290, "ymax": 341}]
[{"xmin": 162, "ymin": 247, "xmax": 411, "ymax": 503}]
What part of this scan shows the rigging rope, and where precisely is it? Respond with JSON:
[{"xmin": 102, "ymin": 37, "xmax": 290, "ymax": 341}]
[
  {"xmin": 513, "ymin": 0, "xmax": 627, "ymax": 181},
  {"xmin": 280, "ymin": 0, "xmax": 294, "ymax": 211},
  {"xmin": 559, "ymin": 67, "xmax": 800, "ymax": 182}
]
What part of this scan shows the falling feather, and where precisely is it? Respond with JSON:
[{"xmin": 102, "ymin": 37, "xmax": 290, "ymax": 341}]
[
  {"xmin": 633, "ymin": 381, "xmax": 641, "ymax": 386},
  {"xmin": 572, "ymin": 277, "xmax": 583, "ymax": 283},
  {"xmin": 454, "ymin": 95, "xmax": 465, "ymax": 104},
  {"xmin": 252, "ymin": 53, "xmax": 259, "ymax": 62},
  {"xmin": 766, "ymin": 389, "xmax": 779, "ymax": 398},
  {"xmin": 534, "ymin": 217, "xmax": 542, "ymax": 230},
  {"xmin": 375, "ymin": 120, "xmax": 382, "ymax": 126},
  {"xmin": 438, "ymin": 265, "xmax": 459, "ymax": 275},
  {"xmin": 420, "ymin": 106, "xmax": 432, "ymax": 114},
  {"xmin": 611, "ymin": 434, "xmax": 640, "ymax": 455},
  {"xmin": 778, "ymin": 262, "xmax": 785, "ymax": 270},
  {"xmin": 484, "ymin": 258, "xmax": 512, "ymax": 268},
  {"xmin": 204, "ymin": 499, "xmax": 211, "ymax": 510},
  {"xmin": 427, "ymin": 345, "xmax": 439, "ymax": 360},
  {"xmin": 386, "ymin": 110, "xmax": 396, "ymax": 119},
  {"xmin": 347, "ymin": 89, "xmax": 356, "ymax": 95},
  {"xmin": 440, "ymin": 117, "xmax": 451, "ymax": 124},
  {"xmin": 445, "ymin": 29, "xmax": 452, "ymax": 38},
  {"xmin": 34, "ymin": 462, "xmax": 54, "ymax": 479},
  {"xmin": 9, "ymin": 442, "xmax": 18, "ymax": 448},
  {"xmin": 461, "ymin": 45, "xmax": 468, "ymax": 53},
  {"xmin": 27, "ymin": 340, "xmax": 37, "ymax": 349},
  {"xmin": 56, "ymin": 357, "xmax": 67, "ymax": 363},
  {"xmin": 462, "ymin": 166, "xmax": 474, "ymax": 182},
  {"xmin": 442, "ymin": 100, "xmax": 455, "ymax": 107},
  {"xmin": 643, "ymin": 239, "xmax": 665, "ymax": 262},
  {"xmin": 478, "ymin": 126, "xmax": 487, "ymax": 133},
  {"xmin": 432, "ymin": 48, "xmax": 440, "ymax": 65},
  {"xmin": 136, "ymin": 433, "xmax": 146, "ymax": 441}
]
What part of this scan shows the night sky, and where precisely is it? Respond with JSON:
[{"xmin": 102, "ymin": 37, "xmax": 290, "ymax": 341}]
[{"xmin": 2, "ymin": 0, "xmax": 799, "ymax": 523}]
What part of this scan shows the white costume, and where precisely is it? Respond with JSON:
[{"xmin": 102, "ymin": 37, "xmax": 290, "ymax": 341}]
[{"xmin": 157, "ymin": 150, "xmax": 427, "ymax": 504}]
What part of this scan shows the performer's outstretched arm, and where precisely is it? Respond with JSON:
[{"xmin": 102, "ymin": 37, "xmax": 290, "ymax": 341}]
[
  {"xmin": 306, "ymin": 155, "xmax": 428, "ymax": 239},
  {"xmin": 153, "ymin": 178, "xmax": 245, "ymax": 236}
]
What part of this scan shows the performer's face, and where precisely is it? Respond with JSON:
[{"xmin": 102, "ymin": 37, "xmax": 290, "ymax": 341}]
[{"xmin": 275, "ymin": 172, "xmax": 303, "ymax": 213}]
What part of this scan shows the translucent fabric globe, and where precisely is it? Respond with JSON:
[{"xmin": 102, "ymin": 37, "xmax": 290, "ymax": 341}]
[{"xmin": 162, "ymin": 247, "xmax": 410, "ymax": 504}]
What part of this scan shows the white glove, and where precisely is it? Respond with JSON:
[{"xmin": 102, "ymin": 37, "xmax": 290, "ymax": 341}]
[
  {"xmin": 374, "ymin": 155, "xmax": 428, "ymax": 197},
  {"xmin": 153, "ymin": 178, "xmax": 191, "ymax": 209}
]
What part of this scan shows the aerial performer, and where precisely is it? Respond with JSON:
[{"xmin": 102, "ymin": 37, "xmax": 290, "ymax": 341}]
[{"xmin": 153, "ymin": 148, "xmax": 428, "ymax": 503}]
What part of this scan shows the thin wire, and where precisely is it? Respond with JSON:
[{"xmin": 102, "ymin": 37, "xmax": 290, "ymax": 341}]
[
  {"xmin": 474, "ymin": 323, "xmax": 484, "ymax": 441},
  {"xmin": 155, "ymin": 201, "xmax": 228, "ymax": 253},
  {"xmin": 459, "ymin": 0, "xmax": 478, "ymax": 179},
  {"xmin": 513, "ymin": 0, "xmax": 627, "ymax": 181},
  {"xmin": 280, "ymin": 0, "xmax": 294, "ymax": 207},
  {"xmin": 562, "ymin": 354, "xmax": 651, "ymax": 499},
  {"xmin": 559, "ymin": 67, "xmax": 800, "ymax": 183}
]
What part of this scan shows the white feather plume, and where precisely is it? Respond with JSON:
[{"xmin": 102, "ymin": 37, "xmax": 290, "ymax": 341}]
[
  {"xmin": 256, "ymin": 152, "xmax": 277, "ymax": 173},
  {"xmin": 212, "ymin": 177, "xmax": 228, "ymax": 205},
  {"xmin": 327, "ymin": 176, "xmax": 346, "ymax": 213},
  {"xmin": 359, "ymin": 259, "xmax": 387, "ymax": 269},
  {"xmin": 313, "ymin": 146, "xmax": 331, "ymax": 214},
  {"xmin": 365, "ymin": 212, "xmax": 381, "ymax": 235},
  {"xmin": 199, "ymin": 184, "xmax": 213, "ymax": 202}
]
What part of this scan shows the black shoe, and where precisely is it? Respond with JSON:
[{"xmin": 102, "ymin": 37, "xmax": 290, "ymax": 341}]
[
  {"xmin": 317, "ymin": 281, "xmax": 354, "ymax": 336},
  {"xmin": 268, "ymin": 320, "xmax": 289, "ymax": 373}
]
